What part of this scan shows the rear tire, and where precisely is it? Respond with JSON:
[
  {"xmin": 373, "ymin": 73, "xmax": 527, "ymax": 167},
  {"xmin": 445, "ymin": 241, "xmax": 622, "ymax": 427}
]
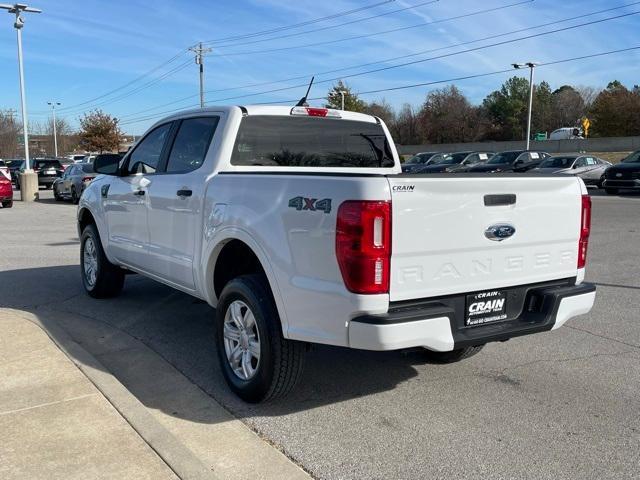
[
  {"xmin": 423, "ymin": 345, "xmax": 484, "ymax": 364},
  {"xmin": 2, "ymin": 201, "xmax": 13, "ymax": 208},
  {"xmin": 71, "ymin": 187, "xmax": 79, "ymax": 204},
  {"xmin": 605, "ymin": 188, "xmax": 618, "ymax": 195},
  {"xmin": 215, "ymin": 274, "xmax": 305, "ymax": 403},
  {"xmin": 81, "ymin": 223, "xmax": 125, "ymax": 298}
]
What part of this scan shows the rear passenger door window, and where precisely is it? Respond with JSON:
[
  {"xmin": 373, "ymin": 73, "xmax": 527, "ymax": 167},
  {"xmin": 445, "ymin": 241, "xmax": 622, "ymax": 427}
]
[
  {"xmin": 125, "ymin": 123, "xmax": 172, "ymax": 175},
  {"xmin": 165, "ymin": 117, "xmax": 219, "ymax": 173}
]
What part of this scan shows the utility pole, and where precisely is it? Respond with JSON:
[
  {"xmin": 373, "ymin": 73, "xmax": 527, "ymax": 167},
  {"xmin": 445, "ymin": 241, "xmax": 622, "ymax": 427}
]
[
  {"xmin": 4, "ymin": 108, "xmax": 17, "ymax": 120},
  {"xmin": 1, "ymin": 3, "xmax": 41, "ymax": 202},
  {"xmin": 189, "ymin": 42, "xmax": 212, "ymax": 108},
  {"xmin": 512, "ymin": 62, "xmax": 538, "ymax": 150},
  {"xmin": 47, "ymin": 101, "xmax": 60, "ymax": 157}
]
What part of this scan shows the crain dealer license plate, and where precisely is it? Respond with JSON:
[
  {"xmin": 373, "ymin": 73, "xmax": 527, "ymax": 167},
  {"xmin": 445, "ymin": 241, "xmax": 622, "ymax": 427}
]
[{"xmin": 465, "ymin": 290, "xmax": 507, "ymax": 326}]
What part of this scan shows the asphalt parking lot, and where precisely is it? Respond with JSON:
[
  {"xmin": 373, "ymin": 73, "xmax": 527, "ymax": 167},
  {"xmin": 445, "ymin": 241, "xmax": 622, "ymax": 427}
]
[{"xmin": 1, "ymin": 189, "xmax": 639, "ymax": 480}]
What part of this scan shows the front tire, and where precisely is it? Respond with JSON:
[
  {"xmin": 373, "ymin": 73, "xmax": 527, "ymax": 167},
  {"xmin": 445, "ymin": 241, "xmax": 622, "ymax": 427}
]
[
  {"xmin": 215, "ymin": 274, "xmax": 305, "ymax": 403},
  {"xmin": 423, "ymin": 345, "xmax": 484, "ymax": 364},
  {"xmin": 2, "ymin": 201, "xmax": 12, "ymax": 208},
  {"xmin": 81, "ymin": 224, "xmax": 125, "ymax": 298},
  {"xmin": 71, "ymin": 187, "xmax": 79, "ymax": 204}
]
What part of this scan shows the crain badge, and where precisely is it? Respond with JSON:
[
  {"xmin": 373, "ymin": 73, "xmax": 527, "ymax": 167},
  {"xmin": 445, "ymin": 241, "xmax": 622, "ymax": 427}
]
[
  {"xmin": 484, "ymin": 223, "xmax": 516, "ymax": 242},
  {"xmin": 392, "ymin": 185, "xmax": 415, "ymax": 192}
]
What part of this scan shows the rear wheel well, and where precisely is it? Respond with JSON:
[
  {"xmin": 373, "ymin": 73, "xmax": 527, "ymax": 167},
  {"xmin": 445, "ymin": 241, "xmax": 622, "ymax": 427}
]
[{"xmin": 213, "ymin": 240, "xmax": 267, "ymax": 298}]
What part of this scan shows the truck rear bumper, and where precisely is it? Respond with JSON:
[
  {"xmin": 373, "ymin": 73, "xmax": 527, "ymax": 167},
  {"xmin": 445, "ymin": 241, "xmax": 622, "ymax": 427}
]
[{"xmin": 348, "ymin": 280, "xmax": 596, "ymax": 352}]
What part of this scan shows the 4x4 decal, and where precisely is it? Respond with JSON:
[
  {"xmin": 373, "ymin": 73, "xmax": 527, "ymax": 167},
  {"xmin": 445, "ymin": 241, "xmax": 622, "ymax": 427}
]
[{"xmin": 288, "ymin": 196, "xmax": 332, "ymax": 214}]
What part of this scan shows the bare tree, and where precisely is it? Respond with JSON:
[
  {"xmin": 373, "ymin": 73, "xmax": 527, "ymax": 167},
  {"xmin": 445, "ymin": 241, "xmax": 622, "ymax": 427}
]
[
  {"xmin": 43, "ymin": 117, "xmax": 77, "ymax": 156},
  {"xmin": 0, "ymin": 111, "xmax": 21, "ymax": 158},
  {"xmin": 418, "ymin": 85, "xmax": 482, "ymax": 143},
  {"xmin": 575, "ymin": 85, "xmax": 601, "ymax": 109},
  {"xmin": 394, "ymin": 103, "xmax": 421, "ymax": 145}
]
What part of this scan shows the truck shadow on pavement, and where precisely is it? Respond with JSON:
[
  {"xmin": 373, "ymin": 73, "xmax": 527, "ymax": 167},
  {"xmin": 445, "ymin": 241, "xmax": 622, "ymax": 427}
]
[{"xmin": 0, "ymin": 265, "xmax": 425, "ymax": 423}]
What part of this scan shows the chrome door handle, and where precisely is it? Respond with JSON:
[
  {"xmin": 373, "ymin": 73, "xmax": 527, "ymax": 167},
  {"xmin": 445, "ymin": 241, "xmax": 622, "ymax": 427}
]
[{"xmin": 133, "ymin": 190, "xmax": 145, "ymax": 196}]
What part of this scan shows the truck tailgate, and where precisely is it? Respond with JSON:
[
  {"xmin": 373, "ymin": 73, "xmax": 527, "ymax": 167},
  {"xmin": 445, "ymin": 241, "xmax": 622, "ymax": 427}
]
[{"xmin": 387, "ymin": 175, "xmax": 582, "ymax": 302}]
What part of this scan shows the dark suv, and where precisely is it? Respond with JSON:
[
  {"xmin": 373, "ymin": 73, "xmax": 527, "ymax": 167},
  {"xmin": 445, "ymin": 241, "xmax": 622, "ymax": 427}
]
[{"xmin": 603, "ymin": 151, "xmax": 640, "ymax": 194}]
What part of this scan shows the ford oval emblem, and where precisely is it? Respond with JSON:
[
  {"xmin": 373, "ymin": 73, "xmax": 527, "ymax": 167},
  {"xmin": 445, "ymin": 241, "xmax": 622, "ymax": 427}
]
[{"xmin": 485, "ymin": 224, "xmax": 516, "ymax": 242}]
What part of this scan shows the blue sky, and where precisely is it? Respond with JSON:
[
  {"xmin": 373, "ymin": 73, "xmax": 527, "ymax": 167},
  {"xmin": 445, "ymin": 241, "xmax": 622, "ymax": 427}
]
[{"xmin": 0, "ymin": 0, "xmax": 638, "ymax": 134}]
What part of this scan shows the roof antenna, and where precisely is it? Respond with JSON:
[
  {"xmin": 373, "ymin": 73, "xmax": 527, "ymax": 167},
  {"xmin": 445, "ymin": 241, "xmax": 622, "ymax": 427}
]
[{"xmin": 295, "ymin": 76, "xmax": 315, "ymax": 107}]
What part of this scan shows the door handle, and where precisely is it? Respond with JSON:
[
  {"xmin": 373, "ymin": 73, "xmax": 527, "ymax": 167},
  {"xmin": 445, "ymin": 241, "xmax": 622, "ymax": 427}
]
[
  {"xmin": 133, "ymin": 190, "xmax": 145, "ymax": 196},
  {"xmin": 177, "ymin": 189, "xmax": 192, "ymax": 197}
]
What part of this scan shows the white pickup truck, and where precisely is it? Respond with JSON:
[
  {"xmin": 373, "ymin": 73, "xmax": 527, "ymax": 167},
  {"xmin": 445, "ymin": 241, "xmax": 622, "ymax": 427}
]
[{"xmin": 78, "ymin": 105, "xmax": 596, "ymax": 402}]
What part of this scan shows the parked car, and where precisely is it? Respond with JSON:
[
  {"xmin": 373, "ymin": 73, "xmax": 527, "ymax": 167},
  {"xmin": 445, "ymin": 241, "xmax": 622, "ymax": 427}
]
[
  {"xmin": 0, "ymin": 160, "xmax": 10, "ymax": 181},
  {"xmin": 53, "ymin": 163, "xmax": 98, "ymax": 203},
  {"xmin": 533, "ymin": 155, "xmax": 611, "ymax": 187},
  {"xmin": 549, "ymin": 127, "xmax": 583, "ymax": 140},
  {"xmin": 32, "ymin": 158, "xmax": 65, "ymax": 189},
  {"xmin": 67, "ymin": 154, "xmax": 87, "ymax": 163},
  {"xmin": 602, "ymin": 150, "xmax": 640, "ymax": 194},
  {"xmin": 0, "ymin": 174, "xmax": 13, "ymax": 208},
  {"xmin": 419, "ymin": 151, "xmax": 494, "ymax": 173},
  {"xmin": 77, "ymin": 105, "xmax": 596, "ymax": 402},
  {"xmin": 468, "ymin": 150, "xmax": 550, "ymax": 173},
  {"xmin": 5, "ymin": 159, "xmax": 23, "ymax": 185},
  {"xmin": 401, "ymin": 152, "xmax": 441, "ymax": 173}
]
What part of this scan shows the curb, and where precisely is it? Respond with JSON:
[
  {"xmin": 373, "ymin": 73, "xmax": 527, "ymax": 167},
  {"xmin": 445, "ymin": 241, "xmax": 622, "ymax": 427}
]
[{"xmin": 6, "ymin": 308, "xmax": 217, "ymax": 480}]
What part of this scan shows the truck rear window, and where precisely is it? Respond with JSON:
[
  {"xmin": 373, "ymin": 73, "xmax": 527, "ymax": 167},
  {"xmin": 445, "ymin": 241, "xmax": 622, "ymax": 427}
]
[{"xmin": 231, "ymin": 116, "xmax": 394, "ymax": 168}]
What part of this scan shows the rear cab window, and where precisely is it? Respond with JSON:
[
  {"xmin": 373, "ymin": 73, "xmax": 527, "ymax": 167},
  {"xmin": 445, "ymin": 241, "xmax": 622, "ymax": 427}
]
[{"xmin": 230, "ymin": 116, "xmax": 395, "ymax": 168}]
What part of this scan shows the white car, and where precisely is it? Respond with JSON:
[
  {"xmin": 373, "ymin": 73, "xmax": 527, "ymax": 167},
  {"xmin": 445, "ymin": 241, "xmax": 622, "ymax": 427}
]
[{"xmin": 78, "ymin": 105, "xmax": 596, "ymax": 402}]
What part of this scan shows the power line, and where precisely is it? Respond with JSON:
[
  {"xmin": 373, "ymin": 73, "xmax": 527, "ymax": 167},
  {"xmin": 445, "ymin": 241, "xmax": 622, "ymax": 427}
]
[
  {"xmin": 116, "ymin": 6, "xmax": 639, "ymax": 125},
  {"xmin": 115, "ymin": 1, "xmax": 640, "ymax": 122},
  {"xmin": 118, "ymin": 45, "xmax": 640, "ymax": 127},
  {"xmin": 206, "ymin": 0, "xmax": 439, "ymax": 49},
  {"xmin": 59, "ymin": 59, "xmax": 192, "ymax": 116},
  {"xmin": 213, "ymin": 0, "xmax": 533, "ymax": 56},
  {"xmin": 247, "ymin": 46, "xmax": 640, "ymax": 103},
  {"xmin": 52, "ymin": 48, "xmax": 189, "ymax": 113},
  {"xmin": 123, "ymin": 7, "xmax": 640, "ymax": 122},
  {"xmin": 203, "ymin": 0, "xmax": 396, "ymax": 44}
]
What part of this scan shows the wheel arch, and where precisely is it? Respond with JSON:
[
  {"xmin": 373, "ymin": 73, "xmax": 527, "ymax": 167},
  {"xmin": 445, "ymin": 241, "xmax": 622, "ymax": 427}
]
[{"xmin": 202, "ymin": 229, "xmax": 290, "ymax": 337}]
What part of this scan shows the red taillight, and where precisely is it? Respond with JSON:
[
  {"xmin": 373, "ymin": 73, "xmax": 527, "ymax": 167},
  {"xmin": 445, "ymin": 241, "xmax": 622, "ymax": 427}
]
[
  {"xmin": 578, "ymin": 194, "xmax": 591, "ymax": 269},
  {"xmin": 82, "ymin": 176, "xmax": 93, "ymax": 182},
  {"xmin": 336, "ymin": 200, "xmax": 391, "ymax": 294}
]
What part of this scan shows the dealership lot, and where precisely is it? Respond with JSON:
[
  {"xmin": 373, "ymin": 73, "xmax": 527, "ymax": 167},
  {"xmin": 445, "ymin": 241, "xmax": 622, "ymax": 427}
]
[{"xmin": 1, "ymin": 190, "xmax": 639, "ymax": 480}]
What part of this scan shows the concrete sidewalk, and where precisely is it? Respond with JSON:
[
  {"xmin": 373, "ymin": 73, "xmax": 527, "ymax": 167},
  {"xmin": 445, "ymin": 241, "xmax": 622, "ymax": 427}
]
[{"xmin": 0, "ymin": 310, "xmax": 179, "ymax": 480}]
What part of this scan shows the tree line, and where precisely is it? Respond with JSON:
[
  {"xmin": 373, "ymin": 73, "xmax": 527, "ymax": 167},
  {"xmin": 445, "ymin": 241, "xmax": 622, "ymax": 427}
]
[
  {"xmin": 326, "ymin": 78, "xmax": 640, "ymax": 145},
  {"xmin": 0, "ymin": 109, "xmax": 123, "ymax": 158}
]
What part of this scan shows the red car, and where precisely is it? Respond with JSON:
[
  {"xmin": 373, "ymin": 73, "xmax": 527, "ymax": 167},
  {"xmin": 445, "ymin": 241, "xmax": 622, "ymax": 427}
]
[{"xmin": 0, "ymin": 175, "xmax": 13, "ymax": 208}]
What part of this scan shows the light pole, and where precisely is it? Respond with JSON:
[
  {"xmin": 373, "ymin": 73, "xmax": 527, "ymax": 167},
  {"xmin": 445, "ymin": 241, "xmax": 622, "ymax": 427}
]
[
  {"xmin": 47, "ymin": 101, "xmax": 60, "ymax": 157},
  {"xmin": 339, "ymin": 90, "xmax": 346, "ymax": 111},
  {"xmin": 512, "ymin": 62, "xmax": 538, "ymax": 150},
  {"xmin": 1, "ymin": 3, "xmax": 41, "ymax": 171}
]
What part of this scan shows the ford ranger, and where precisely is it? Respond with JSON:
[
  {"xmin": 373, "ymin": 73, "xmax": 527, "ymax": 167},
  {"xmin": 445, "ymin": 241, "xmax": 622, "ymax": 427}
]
[{"xmin": 78, "ymin": 105, "xmax": 596, "ymax": 402}]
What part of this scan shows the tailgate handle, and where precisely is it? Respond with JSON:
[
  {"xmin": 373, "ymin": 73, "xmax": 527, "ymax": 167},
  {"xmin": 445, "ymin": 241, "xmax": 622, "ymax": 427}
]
[{"xmin": 484, "ymin": 194, "xmax": 516, "ymax": 206}]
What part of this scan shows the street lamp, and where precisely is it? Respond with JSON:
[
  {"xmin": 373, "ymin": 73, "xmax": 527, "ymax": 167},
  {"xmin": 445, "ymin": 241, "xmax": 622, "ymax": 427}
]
[
  {"xmin": 512, "ymin": 62, "xmax": 538, "ymax": 150},
  {"xmin": 1, "ymin": 3, "xmax": 42, "ymax": 171},
  {"xmin": 47, "ymin": 101, "xmax": 61, "ymax": 157},
  {"xmin": 339, "ymin": 90, "xmax": 346, "ymax": 111}
]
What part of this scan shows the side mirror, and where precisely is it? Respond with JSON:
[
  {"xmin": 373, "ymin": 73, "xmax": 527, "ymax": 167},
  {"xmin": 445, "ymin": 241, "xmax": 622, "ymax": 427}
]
[{"xmin": 94, "ymin": 155, "xmax": 120, "ymax": 175}]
